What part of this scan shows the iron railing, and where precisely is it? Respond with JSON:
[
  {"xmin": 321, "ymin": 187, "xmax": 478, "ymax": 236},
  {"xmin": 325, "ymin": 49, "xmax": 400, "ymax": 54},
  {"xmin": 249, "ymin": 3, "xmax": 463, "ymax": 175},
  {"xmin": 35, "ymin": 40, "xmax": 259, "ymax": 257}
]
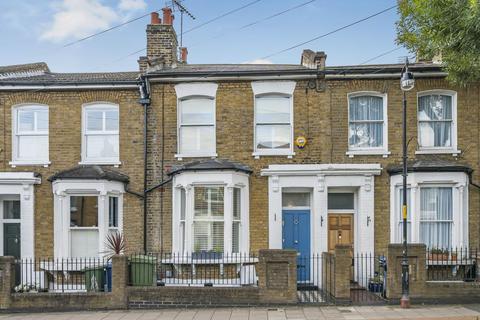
[
  {"xmin": 351, "ymin": 253, "xmax": 387, "ymax": 305},
  {"xmin": 297, "ymin": 253, "xmax": 336, "ymax": 303},
  {"xmin": 13, "ymin": 257, "xmax": 109, "ymax": 293},
  {"xmin": 426, "ymin": 247, "xmax": 478, "ymax": 281},
  {"xmin": 128, "ymin": 252, "xmax": 258, "ymax": 287}
]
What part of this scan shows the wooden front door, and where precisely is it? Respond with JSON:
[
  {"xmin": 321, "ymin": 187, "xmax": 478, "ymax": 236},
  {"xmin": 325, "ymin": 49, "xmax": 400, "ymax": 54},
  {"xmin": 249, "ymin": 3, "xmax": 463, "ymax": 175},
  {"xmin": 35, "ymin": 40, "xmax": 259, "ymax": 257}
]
[{"xmin": 328, "ymin": 214, "xmax": 353, "ymax": 253}]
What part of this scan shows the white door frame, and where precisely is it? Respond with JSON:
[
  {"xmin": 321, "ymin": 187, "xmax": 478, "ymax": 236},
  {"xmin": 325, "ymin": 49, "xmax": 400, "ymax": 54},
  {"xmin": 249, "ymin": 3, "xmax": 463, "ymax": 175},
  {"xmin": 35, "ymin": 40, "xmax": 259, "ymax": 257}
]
[
  {"xmin": 0, "ymin": 172, "xmax": 41, "ymax": 258},
  {"xmin": 261, "ymin": 164, "xmax": 381, "ymax": 255}
]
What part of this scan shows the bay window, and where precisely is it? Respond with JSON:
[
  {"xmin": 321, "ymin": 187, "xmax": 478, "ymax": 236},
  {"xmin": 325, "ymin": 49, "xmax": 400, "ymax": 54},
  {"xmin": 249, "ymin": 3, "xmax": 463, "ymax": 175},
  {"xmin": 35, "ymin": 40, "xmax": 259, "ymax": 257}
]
[
  {"xmin": 389, "ymin": 171, "xmax": 468, "ymax": 249},
  {"xmin": 11, "ymin": 104, "xmax": 49, "ymax": 165},
  {"xmin": 417, "ymin": 90, "xmax": 458, "ymax": 153},
  {"xmin": 52, "ymin": 178, "xmax": 125, "ymax": 258},
  {"xmin": 171, "ymin": 166, "xmax": 250, "ymax": 254},
  {"xmin": 82, "ymin": 103, "xmax": 119, "ymax": 165},
  {"xmin": 347, "ymin": 92, "xmax": 388, "ymax": 156}
]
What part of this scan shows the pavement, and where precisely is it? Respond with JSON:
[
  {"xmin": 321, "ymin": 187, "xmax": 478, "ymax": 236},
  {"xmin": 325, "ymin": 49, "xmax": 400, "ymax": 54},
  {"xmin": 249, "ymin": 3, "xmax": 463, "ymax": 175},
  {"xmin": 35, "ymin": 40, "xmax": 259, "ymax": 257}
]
[{"xmin": 2, "ymin": 305, "xmax": 480, "ymax": 320}]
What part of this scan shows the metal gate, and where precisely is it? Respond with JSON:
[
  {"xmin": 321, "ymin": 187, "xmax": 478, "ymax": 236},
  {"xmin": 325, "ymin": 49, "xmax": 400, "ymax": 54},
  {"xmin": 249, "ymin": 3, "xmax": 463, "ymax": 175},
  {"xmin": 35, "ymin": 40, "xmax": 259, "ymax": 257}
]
[
  {"xmin": 351, "ymin": 253, "xmax": 388, "ymax": 305},
  {"xmin": 297, "ymin": 253, "xmax": 336, "ymax": 304}
]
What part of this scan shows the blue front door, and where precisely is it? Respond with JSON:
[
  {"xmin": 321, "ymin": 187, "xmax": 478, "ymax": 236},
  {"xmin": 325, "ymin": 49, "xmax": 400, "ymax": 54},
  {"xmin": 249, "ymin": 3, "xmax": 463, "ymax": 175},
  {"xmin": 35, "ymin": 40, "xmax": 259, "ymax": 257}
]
[{"xmin": 282, "ymin": 210, "xmax": 310, "ymax": 282}]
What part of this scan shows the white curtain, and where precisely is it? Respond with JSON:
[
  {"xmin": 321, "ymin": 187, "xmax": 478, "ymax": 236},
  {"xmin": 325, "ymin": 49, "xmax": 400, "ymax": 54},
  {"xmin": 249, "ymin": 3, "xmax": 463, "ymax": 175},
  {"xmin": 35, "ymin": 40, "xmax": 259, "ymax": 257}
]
[
  {"xmin": 349, "ymin": 96, "xmax": 383, "ymax": 148},
  {"xmin": 418, "ymin": 95, "xmax": 452, "ymax": 147},
  {"xmin": 420, "ymin": 187, "xmax": 452, "ymax": 249}
]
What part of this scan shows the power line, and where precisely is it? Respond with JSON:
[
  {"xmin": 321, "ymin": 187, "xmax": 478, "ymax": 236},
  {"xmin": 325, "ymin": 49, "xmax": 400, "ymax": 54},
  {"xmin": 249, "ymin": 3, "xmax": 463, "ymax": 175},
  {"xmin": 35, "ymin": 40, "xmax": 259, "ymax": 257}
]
[
  {"xmin": 188, "ymin": 0, "xmax": 317, "ymax": 48},
  {"xmin": 63, "ymin": 9, "xmax": 162, "ymax": 48},
  {"xmin": 359, "ymin": 47, "xmax": 402, "ymax": 65},
  {"xmin": 260, "ymin": 4, "xmax": 398, "ymax": 60},
  {"xmin": 183, "ymin": 0, "xmax": 263, "ymax": 35}
]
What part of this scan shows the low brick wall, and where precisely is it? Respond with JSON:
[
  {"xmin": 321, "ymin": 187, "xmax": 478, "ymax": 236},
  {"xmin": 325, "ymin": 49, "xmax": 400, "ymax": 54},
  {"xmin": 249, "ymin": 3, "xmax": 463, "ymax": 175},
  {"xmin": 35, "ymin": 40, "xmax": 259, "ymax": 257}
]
[
  {"xmin": 128, "ymin": 286, "xmax": 260, "ymax": 308},
  {"xmin": 387, "ymin": 244, "xmax": 480, "ymax": 304},
  {"xmin": 9, "ymin": 292, "xmax": 115, "ymax": 312}
]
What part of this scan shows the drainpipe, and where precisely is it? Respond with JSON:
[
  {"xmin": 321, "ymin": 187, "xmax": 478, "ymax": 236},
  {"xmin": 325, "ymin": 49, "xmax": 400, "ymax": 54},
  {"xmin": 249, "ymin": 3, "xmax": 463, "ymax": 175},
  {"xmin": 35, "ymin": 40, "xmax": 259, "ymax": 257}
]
[{"xmin": 138, "ymin": 76, "xmax": 151, "ymax": 254}]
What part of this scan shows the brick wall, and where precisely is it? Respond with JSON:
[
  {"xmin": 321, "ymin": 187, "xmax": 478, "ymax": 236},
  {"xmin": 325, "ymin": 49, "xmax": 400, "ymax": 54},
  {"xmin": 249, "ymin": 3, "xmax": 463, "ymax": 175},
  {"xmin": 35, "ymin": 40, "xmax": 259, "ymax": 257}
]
[
  {"xmin": 146, "ymin": 78, "xmax": 480, "ymax": 253},
  {"xmin": 0, "ymin": 90, "xmax": 145, "ymax": 256}
]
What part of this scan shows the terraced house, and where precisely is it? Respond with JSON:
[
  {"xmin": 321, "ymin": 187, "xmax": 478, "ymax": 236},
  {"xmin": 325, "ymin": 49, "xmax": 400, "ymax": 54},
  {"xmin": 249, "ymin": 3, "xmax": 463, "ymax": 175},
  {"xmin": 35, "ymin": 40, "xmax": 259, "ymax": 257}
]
[{"xmin": 1, "ymin": 8, "xmax": 479, "ymax": 292}]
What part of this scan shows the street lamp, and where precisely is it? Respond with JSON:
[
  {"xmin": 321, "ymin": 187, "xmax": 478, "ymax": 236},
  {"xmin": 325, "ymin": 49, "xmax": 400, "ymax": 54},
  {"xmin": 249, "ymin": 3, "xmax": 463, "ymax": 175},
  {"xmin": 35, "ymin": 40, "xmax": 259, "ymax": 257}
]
[{"xmin": 400, "ymin": 58, "xmax": 414, "ymax": 308}]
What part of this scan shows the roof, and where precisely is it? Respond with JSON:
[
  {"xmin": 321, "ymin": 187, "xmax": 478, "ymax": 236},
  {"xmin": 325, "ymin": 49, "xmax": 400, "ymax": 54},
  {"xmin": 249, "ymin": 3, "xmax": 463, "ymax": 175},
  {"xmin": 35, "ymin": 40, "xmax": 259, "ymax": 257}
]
[
  {"xmin": 48, "ymin": 165, "xmax": 130, "ymax": 183},
  {"xmin": 0, "ymin": 62, "xmax": 50, "ymax": 80},
  {"xmin": 0, "ymin": 60, "xmax": 445, "ymax": 86},
  {"xmin": 168, "ymin": 159, "xmax": 253, "ymax": 176},
  {"xmin": 144, "ymin": 62, "xmax": 444, "ymax": 78},
  {"xmin": 387, "ymin": 159, "xmax": 473, "ymax": 175}
]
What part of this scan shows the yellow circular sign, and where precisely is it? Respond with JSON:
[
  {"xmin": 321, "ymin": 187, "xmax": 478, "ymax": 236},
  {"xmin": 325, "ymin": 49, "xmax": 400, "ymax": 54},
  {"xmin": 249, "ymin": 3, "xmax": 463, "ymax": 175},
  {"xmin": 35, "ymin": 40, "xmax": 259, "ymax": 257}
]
[{"xmin": 295, "ymin": 136, "xmax": 307, "ymax": 149}]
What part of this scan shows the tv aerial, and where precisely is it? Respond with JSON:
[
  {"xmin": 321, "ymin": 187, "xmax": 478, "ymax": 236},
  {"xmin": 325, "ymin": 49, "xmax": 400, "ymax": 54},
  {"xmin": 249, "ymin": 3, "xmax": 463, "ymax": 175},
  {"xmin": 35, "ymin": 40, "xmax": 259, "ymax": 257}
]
[{"xmin": 171, "ymin": 0, "xmax": 196, "ymax": 47}]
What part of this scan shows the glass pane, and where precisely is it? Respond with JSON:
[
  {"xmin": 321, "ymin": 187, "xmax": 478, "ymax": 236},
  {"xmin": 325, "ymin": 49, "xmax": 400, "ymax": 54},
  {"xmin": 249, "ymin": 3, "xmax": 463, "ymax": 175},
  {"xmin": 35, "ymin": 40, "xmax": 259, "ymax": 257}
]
[
  {"xmin": 233, "ymin": 188, "xmax": 241, "ymax": 220},
  {"xmin": 105, "ymin": 110, "xmax": 119, "ymax": 131},
  {"xmin": 109, "ymin": 197, "xmax": 118, "ymax": 228},
  {"xmin": 282, "ymin": 193, "xmax": 310, "ymax": 208},
  {"xmin": 256, "ymin": 124, "xmax": 290, "ymax": 149},
  {"xmin": 194, "ymin": 186, "xmax": 224, "ymax": 218},
  {"xmin": 420, "ymin": 222, "xmax": 452, "ymax": 249},
  {"xmin": 18, "ymin": 110, "xmax": 34, "ymax": 132},
  {"xmin": 349, "ymin": 96, "xmax": 383, "ymax": 121},
  {"xmin": 418, "ymin": 95, "xmax": 452, "ymax": 120},
  {"xmin": 18, "ymin": 135, "xmax": 48, "ymax": 160},
  {"xmin": 179, "ymin": 126, "xmax": 215, "ymax": 154},
  {"xmin": 86, "ymin": 110, "xmax": 103, "ymax": 131},
  {"xmin": 70, "ymin": 229, "xmax": 99, "ymax": 257},
  {"xmin": 256, "ymin": 96, "xmax": 290, "ymax": 123},
  {"xmin": 3, "ymin": 201, "xmax": 20, "ymax": 219},
  {"xmin": 232, "ymin": 221, "xmax": 240, "ymax": 253},
  {"xmin": 86, "ymin": 135, "xmax": 119, "ymax": 159},
  {"xmin": 180, "ymin": 98, "xmax": 215, "ymax": 124},
  {"xmin": 193, "ymin": 221, "xmax": 224, "ymax": 252},
  {"xmin": 36, "ymin": 109, "xmax": 49, "ymax": 131},
  {"xmin": 420, "ymin": 187, "xmax": 453, "ymax": 220},
  {"xmin": 349, "ymin": 122, "xmax": 383, "ymax": 148},
  {"xmin": 418, "ymin": 122, "xmax": 451, "ymax": 147},
  {"xmin": 180, "ymin": 188, "xmax": 186, "ymax": 220},
  {"xmin": 70, "ymin": 196, "xmax": 98, "ymax": 227},
  {"xmin": 328, "ymin": 193, "xmax": 354, "ymax": 210}
]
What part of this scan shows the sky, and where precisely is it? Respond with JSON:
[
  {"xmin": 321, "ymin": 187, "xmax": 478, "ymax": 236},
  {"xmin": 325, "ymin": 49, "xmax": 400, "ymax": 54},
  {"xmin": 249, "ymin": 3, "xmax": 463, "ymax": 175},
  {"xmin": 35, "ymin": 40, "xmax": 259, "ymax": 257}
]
[{"xmin": 0, "ymin": 0, "xmax": 409, "ymax": 73}]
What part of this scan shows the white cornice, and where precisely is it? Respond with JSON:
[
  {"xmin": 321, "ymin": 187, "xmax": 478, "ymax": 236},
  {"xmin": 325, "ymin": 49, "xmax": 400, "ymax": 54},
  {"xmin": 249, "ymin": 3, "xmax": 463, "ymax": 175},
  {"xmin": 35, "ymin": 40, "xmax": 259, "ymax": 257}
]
[
  {"xmin": 0, "ymin": 172, "xmax": 41, "ymax": 185},
  {"xmin": 260, "ymin": 164, "xmax": 382, "ymax": 177}
]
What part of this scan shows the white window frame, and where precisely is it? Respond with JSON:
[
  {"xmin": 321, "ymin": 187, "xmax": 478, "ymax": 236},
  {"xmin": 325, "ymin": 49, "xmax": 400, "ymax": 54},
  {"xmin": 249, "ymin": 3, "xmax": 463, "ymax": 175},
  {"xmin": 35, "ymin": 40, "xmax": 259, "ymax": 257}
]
[
  {"xmin": 172, "ymin": 171, "xmax": 250, "ymax": 255},
  {"xmin": 52, "ymin": 179, "xmax": 124, "ymax": 258},
  {"xmin": 346, "ymin": 91, "xmax": 390, "ymax": 157},
  {"xmin": 10, "ymin": 103, "xmax": 50, "ymax": 167},
  {"xmin": 416, "ymin": 90, "xmax": 460, "ymax": 155},
  {"xmin": 80, "ymin": 102, "xmax": 120, "ymax": 166},
  {"xmin": 389, "ymin": 171, "xmax": 468, "ymax": 249},
  {"xmin": 174, "ymin": 83, "xmax": 218, "ymax": 159},
  {"xmin": 251, "ymin": 81, "xmax": 296, "ymax": 158}
]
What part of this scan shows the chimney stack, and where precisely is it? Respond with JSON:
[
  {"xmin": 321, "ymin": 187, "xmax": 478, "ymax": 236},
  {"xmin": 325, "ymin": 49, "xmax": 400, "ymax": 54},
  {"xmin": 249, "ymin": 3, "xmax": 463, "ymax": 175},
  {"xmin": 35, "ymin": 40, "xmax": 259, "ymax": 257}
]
[
  {"xmin": 301, "ymin": 49, "xmax": 327, "ymax": 70},
  {"xmin": 180, "ymin": 47, "xmax": 188, "ymax": 63},
  {"xmin": 138, "ymin": 7, "xmax": 179, "ymax": 72}
]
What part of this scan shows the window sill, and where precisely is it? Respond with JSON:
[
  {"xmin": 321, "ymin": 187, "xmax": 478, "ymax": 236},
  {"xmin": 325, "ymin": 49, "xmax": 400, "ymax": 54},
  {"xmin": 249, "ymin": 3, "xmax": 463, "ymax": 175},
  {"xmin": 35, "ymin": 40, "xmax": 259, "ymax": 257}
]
[
  {"xmin": 346, "ymin": 150, "xmax": 390, "ymax": 158},
  {"xmin": 9, "ymin": 161, "xmax": 51, "ymax": 168},
  {"xmin": 78, "ymin": 161, "xmax": 121, "ymax": 167},
  {"xmin": 252, "ymin": 151, "xmax": 295, "ymax": 159},
  {"xmin": 415, "ymin": 149, "xmax": 461, "ymax": 156},
  {"xmin": 175, "ymin": 153, "xmax": 217, "ymax": 161}
]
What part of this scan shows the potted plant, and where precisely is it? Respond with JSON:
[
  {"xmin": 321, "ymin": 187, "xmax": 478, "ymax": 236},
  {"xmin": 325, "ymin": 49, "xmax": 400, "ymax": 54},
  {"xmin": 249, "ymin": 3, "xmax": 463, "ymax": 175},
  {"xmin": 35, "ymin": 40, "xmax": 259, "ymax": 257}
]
[
  {"xmin": 368, "ymin": 275, "xmax": 383, "ymax": 293},
  {"xmin": 428, "ymin": 248, "xmax": 456, "ymax": 261},
  {"xmin": 101, "ymin": 231, "xmax": 126, "ymax": 291}
]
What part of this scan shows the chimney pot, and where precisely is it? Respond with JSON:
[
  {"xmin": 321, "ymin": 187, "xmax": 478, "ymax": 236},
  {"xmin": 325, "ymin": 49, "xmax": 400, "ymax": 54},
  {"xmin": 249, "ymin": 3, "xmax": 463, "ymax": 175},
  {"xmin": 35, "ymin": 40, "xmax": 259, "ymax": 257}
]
[
  {"xmin": 180, "ymin": 47, "xmax": 188, "ymax": 63},
  {"xmin": 150, "ymin": 12, "xmax": 161, "ymax": 25},
  {"xmin": 162, "ymin": 7, "xmax": 173, "ymax": 25}
]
